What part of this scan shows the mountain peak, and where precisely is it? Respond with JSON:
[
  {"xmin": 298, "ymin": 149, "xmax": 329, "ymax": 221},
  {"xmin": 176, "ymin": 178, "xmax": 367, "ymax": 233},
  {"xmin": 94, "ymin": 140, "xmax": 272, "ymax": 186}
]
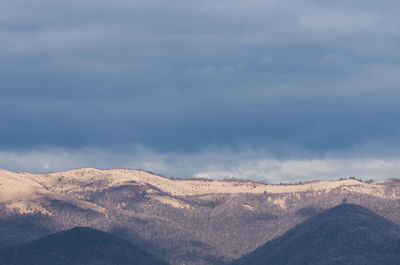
[
  {"xmin": 0, "ymin": 227, "xmax": 170, "ymax": 265},
  {"xmin": 233, "ymin": 203, "xmax": 400, "ymax": 265}
]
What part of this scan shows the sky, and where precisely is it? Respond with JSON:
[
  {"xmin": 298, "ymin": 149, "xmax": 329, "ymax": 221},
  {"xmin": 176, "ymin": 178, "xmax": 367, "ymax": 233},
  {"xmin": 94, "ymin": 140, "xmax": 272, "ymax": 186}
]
[{"xmin": 1, "ymin": 0, "xmax": 400, "ymax": 182}]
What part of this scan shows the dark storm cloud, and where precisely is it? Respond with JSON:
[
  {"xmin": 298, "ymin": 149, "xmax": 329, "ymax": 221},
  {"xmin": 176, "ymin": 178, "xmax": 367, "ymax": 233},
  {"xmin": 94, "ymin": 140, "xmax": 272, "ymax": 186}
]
[{"xmin": 1, "ymin": 0, "xmax": 400, "ymax": 161}]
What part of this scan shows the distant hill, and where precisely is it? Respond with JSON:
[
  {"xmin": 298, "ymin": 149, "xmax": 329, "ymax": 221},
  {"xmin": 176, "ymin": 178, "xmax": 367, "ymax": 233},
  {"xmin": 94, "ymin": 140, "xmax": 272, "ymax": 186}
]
[
  {"xmin": 0, "ymin": 227, "xmax": 170, "ymax": 265},
  {"xmin": 3, "ymin": 168, "xmax": 400, "ymax": 265},
  {"xmin": 232, "ymin": 203, "xmax": 400, "ymax": 265}
]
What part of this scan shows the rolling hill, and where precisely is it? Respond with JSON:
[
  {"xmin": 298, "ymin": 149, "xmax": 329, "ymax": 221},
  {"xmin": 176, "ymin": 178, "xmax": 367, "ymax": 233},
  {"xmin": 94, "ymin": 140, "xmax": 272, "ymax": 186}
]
[
  {"xmin": 2, "ymin": 168, "xmax": 400, "ymax": 265},
  {"xmin": 232, "ymin": 203, "xmax": 400, "ymax": 265},
  {"xmin": 0, "ymin": 227, "xmax": 169, "ymax": 265}
]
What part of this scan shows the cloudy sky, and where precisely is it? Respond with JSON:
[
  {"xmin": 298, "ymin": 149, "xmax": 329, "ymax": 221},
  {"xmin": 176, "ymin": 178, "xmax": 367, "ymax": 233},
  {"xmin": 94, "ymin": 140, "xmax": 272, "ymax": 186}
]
[{"xmin": 1, "ymin": 0, "xmax": 400, "ymax": 182}]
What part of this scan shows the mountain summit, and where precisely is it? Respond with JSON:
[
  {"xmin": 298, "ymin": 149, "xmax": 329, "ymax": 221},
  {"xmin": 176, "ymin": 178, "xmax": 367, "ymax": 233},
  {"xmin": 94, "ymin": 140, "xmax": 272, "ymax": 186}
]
[{"xmin": 232, "ymin": 203, "xmax": 400, "ymax": 265}]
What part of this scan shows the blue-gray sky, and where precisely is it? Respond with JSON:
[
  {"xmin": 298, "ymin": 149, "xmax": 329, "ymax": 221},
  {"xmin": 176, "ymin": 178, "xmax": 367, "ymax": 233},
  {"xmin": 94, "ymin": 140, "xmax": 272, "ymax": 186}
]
[{"xmin": 1, "ymin": 0, "xmax": 400, "ymax": 181}]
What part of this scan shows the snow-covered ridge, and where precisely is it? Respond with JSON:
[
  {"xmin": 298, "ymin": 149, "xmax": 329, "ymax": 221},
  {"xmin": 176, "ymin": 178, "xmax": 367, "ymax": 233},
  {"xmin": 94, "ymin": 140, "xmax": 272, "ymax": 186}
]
[{"xmin": 0, "ymin": 168, "xmax": 397, "ymax": 213}]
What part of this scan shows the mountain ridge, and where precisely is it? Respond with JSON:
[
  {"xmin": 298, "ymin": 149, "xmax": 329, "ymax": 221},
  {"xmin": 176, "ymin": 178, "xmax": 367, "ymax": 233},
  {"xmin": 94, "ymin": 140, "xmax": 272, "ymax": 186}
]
[{"xmin": 2, "ymin": 168, "xmax": 400, "ymax": 265}]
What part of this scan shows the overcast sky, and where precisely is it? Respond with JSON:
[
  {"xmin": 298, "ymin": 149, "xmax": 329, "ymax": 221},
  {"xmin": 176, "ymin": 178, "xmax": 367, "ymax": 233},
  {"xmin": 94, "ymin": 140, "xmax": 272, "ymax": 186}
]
[{"xmin": 1, "ymin": 0, "xmax": 400, "ymax": 182}]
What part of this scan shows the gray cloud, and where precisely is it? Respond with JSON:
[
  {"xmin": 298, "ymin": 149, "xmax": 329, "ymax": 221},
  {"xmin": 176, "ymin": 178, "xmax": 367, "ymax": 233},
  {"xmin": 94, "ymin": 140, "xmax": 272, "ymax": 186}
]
[
  {"xmin": 1, "ymin": 0, "xmax": 400, "ymax": 179},
  {"xmin": 1, "ymin": 147, "xmax": 399, "ymax": 182}
]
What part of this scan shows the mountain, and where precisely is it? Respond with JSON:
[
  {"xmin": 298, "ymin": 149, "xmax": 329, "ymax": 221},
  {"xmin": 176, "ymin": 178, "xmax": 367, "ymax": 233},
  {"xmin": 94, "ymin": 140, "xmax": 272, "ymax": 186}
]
[
  {"xmin": 2, "ymin": 168, "xmax": 400, "ymax": 265},
  {"xmin": 232, "ymin": 204, "xmax": 400, "ymax": 265},
  {"xmin": 0, "ymin": 227, "xmax": 169, "ymax": 265}
]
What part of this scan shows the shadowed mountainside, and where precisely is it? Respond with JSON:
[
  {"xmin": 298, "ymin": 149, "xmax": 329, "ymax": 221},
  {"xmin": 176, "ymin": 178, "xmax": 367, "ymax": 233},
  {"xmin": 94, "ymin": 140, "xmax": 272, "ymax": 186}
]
[
  {"xmin": 2, "ymin": 168, "xmax": 400, "ymax": 265},
  {"xmin": 0, "ymin": 227, "xmax": 170, "ymax": 265},
  {"xmin": 232, "ymin": 204, "xmax": 400, "ymax": 265}
]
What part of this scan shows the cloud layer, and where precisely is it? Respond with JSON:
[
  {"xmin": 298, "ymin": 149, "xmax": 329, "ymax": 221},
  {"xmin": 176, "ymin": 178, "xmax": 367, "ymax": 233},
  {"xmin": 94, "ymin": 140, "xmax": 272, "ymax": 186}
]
[
  {"xmin": 1, "ymin": 0, "xmax": 400, "ymax": 180},
  {"xmin": 1, "ymin": 148, "xmax": 399, "ymax": 183}
]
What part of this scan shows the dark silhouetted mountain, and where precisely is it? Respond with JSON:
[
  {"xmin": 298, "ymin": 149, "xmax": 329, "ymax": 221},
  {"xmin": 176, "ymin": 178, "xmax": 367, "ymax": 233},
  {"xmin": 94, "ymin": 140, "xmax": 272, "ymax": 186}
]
[
  {"xmin": 0, "ymin": 227, "xmax": 170, "ymax": 265},
  {"xmin": 232, "ymin": 203, "xmax": 400, "ymax": 265}
]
